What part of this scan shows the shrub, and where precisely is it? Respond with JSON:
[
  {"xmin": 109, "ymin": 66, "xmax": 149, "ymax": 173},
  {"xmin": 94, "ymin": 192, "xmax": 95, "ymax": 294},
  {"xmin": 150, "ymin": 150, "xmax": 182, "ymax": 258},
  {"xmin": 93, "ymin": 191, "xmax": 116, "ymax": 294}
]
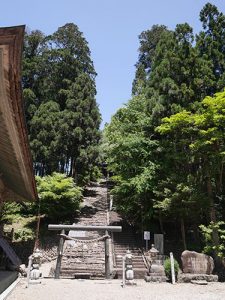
[
  {"xmin": 36, "ymin": 172, "xmax": 82, "ymax": 221},
  {"xmin": 164, "ymin": 257, "xmax": 179, "ymax": 280}
]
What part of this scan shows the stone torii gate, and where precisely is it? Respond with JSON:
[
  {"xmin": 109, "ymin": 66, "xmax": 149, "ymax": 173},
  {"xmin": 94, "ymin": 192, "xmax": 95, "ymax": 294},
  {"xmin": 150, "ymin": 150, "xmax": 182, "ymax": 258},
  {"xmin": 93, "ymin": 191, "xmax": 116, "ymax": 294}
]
[{"xmin": 48, "ymin": 224, "xmax": 122, "ymax": 279}]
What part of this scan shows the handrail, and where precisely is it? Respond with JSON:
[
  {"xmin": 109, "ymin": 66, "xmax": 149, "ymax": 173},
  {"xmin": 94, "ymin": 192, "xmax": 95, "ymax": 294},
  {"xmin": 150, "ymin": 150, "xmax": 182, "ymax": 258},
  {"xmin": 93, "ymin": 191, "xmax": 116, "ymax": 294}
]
[{"xmin": 139, "ymin": 248, "xmax": 150, "ymax": 270}]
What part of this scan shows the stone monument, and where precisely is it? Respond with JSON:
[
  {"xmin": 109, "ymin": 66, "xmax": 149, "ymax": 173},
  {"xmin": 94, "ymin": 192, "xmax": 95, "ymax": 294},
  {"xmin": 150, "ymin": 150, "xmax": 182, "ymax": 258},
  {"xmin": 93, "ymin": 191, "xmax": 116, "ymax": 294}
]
[
  {"xmin": 154, "ymin": 234, "xmax": 164, "ymax": 255},
  {"xmin": 179, "ymin": 250, "xmax": 218, "ymax": 283}
]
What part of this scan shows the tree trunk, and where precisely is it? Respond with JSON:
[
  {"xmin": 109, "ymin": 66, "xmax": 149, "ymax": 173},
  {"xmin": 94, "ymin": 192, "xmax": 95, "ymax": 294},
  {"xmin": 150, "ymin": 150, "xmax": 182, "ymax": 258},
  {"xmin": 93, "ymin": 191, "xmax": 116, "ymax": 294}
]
[
  {"xmin": 181, "ymin": 217, "xmax": 187, "ymax": 250},
  {"xmin": 206, "ymin": 174, "xmax": 220, "ymax": 250},
  {"xmin": 159, "ymin": 212, "xmax": 164, "ymax": 234},
  {"xmin": 69, "ymin": 157, "xmax": 74, "ymax": 177},
  {"xmin": 193, "ymin": 222, "xmax": 200, "ymax": 247}
]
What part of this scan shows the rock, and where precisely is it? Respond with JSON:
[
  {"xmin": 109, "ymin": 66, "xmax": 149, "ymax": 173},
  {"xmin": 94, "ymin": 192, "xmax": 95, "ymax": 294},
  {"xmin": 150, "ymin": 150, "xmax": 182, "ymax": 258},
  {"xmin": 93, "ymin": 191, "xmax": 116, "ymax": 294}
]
[
  {"xmin": 149, "ymin": 263, "xmax": 166, "ymax": 276},
  {"xmin": 181, "ymin": 250, "xmax": 214, "ymax": 274},
  {"xmin": 145, "ymin": 275, "xmax": 167, "ymax": 282},
  {"xmin": 178, "ymin": 273, "xmax": 218, "ymax": 283}
]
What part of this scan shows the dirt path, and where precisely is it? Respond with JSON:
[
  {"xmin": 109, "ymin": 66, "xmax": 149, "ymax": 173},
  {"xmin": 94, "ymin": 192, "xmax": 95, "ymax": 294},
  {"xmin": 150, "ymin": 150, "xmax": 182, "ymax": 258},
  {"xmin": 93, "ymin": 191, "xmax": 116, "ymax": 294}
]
[{"xmin": 7, "ymin": 278, "xmax": 225, "ymax": 300}]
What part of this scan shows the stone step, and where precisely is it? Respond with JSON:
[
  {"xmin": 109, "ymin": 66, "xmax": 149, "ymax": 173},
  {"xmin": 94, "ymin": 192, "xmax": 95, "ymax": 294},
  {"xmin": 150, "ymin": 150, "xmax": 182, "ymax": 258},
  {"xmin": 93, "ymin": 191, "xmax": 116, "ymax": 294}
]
[
  {"xmin": 113, "ymin": 224, "xmax": 148, "ymax": 279},
  {"xmin": 116, "ymin": 262, "xmax": 145, "ymax": 267},
  {"xmin": 114, "ymin": 250, "xmax": 141, "ymax": 254},
  {"xmin": 60, "ymin": 183, "xmax": 109, "ymax": 278},
  {"xmin": 116, "ymin": 258, "xmax": 144, "ymax": 262},
  {"xmin": 116, "ymin": 258, "xmax": 144, "ymax": 263},
  {"xmin": 61, "ymin": 264, "xmax": 105, "ymax": 271},
  {"xmin": 64, "ymin": 251, "xmax": 105, "ymax": 255},
  {"xmin": 63, "ymin": 259, "xmax": 105, "ymax": 264},
  {"xmin": 60, "ymin": 270, "xmax": 105, "ymax": 278}
]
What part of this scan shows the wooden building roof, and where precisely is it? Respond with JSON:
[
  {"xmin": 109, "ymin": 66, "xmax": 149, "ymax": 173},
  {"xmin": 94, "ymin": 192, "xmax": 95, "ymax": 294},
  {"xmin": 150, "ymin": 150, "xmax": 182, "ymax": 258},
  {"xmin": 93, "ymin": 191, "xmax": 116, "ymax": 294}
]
[{"xmin": 0, "ymin": 26, "xmax": 37, "ymax": 202}]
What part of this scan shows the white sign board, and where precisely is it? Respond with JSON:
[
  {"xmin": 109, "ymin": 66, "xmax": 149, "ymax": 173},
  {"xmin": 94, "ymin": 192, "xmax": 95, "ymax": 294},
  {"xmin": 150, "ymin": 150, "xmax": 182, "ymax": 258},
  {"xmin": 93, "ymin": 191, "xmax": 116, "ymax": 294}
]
[
  {"xmin": 144, "ymin": 231, "xmax": 150, "ymax": 240},
  {"xmin": 69, "ymin": 230, "xmax": 86, "ymax": 238}
]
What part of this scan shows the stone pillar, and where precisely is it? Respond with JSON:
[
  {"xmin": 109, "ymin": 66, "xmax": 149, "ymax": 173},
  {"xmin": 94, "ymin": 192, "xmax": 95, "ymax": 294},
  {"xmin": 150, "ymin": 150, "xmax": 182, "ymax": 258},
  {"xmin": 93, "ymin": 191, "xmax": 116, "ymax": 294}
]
[
  {"xmin": 55, "ymin": 229, "xmax": 65, "ymax": 279},
  {"xmin": 154, "ymin": 234, "xmax": 164, "ymax": 255},
  {"xmin": 105, "ymin": 231, "xmax": 110, "ymax": 279}
]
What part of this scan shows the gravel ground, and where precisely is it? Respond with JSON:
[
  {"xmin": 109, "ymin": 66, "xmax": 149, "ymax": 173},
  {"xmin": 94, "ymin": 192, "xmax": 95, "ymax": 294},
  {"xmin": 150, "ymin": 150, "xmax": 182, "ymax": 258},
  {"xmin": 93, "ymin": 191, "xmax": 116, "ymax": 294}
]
[{"xmin": 7, "ymin": 278, "xmax": 225, "ymax": 300}]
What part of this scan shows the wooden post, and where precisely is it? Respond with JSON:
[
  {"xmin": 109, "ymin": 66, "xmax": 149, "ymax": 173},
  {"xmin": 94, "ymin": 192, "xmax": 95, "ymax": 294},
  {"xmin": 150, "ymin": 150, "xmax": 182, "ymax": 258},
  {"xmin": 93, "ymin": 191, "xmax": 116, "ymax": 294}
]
[
  {"xmin": 26, "ymin": 255, "xmax": 32, "ymax": 288},
  {"xmin": 170, "ymin": 252, "xmax": 176, "ymax": 284},
  {"xmin": 55, "ymin": 229, "xmax": 65, "ymax": 279},
  {"xmin": 105, "ymin": 230, "xmax": 110, "ymax": 279},
  {"xmin": 122, "ymin": 256, "xmax": 125, "ymax": 287}
]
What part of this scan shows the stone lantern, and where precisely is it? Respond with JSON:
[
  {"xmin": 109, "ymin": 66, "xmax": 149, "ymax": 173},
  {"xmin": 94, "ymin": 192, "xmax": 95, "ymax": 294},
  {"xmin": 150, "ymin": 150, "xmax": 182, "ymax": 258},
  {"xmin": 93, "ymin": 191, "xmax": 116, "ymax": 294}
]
[
  {"xmin": 148, "ymin": 244, "xmax": 159, "ymax": 260},
  {"xmin": 27, "ymin": 248, "xmax": 42, "ymax": 286},
  {"xmin": 145, "ymin": 244, "xmax": 167, "ymax": 282},
  {"xmin": 125, "ymin": 250, "xmax": 134, "ymax": 281}
]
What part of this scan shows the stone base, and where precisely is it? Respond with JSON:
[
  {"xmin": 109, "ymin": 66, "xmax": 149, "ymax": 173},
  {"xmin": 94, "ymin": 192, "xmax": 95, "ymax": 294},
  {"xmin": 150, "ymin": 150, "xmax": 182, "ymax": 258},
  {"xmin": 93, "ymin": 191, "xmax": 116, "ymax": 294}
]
[
  {"xmin": 178, "ymin": 273, "xmax": 218, "ymax": 283},
  {"xmin": 145, "ymin": 275, "xmax": 167, "ymax": 283},
  {"xmin": 125, "ymin": 280, "xmax": 137, "ymax": 286},
  {"xmin": 74, "ymin": 273, "xmax": 91, "ymax": 279}
]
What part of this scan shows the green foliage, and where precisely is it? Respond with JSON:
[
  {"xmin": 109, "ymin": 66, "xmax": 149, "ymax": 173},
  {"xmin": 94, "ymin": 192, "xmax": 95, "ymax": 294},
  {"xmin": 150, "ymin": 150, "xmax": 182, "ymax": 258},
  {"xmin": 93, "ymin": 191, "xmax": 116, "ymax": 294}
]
[
  {"xmin": 23, "ymin": 23, "xmax": 101, "ymax": 184},
  {"xmin": 14, "ymin": 228, "xmax": 35, "ymax": 242},
  {"xmin": 37, "ymin": 172, "xmax": 82, "ymax": 221},
  {"xmin": 0, "ymin": 202, "xmax": 37, "ymax": 242},
  {"xmin": 1, "ymin": 174, "xmax": 82, "ymax": 240},
  {"xmin": 200, "ymin": 222, "xmax": 225, "ymax": 258},
  {"xmin": 156, "ymin": 90, "xmax": 225, "ymax": 232},
  {"xmin": 0, "ymin": 202, "xmax": 22, "ymax": 224},
  {"xmin": 197, "ymin": 3, "xmax": 225, "ymax": 93},
  {"xmin": 104, "ymin": 3, "xmax": 225, "ymax": 250},
  {"xmin": 132, "ymin": 25, "xmax": 168, "ymax": 95},
  {"xmin": 104, "ymin": 95, "xmax": 158, "ymax": 226},
  {"xmin": 164, "ymin": 258, "xmax": 179, "ymax": 280},
  {"xmin": 29, "ymin": 101, "xmax": 61, "ymax": 175}
]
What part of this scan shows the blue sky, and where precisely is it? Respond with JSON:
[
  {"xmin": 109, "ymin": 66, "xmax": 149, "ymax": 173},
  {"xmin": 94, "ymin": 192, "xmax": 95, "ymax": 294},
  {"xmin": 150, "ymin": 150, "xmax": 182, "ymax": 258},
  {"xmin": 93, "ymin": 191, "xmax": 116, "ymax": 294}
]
[{"xmin": 1, "ymin": 0, "xmax": 224, "ymax": 127}]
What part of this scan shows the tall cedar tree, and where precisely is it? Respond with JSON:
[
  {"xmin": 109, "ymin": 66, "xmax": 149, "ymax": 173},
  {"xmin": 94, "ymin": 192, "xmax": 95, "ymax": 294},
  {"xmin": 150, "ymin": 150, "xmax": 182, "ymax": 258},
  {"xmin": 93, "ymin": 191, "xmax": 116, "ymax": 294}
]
[{"xmin": 23, "ymin": 24, "xmax": 101, "ymax": 183}]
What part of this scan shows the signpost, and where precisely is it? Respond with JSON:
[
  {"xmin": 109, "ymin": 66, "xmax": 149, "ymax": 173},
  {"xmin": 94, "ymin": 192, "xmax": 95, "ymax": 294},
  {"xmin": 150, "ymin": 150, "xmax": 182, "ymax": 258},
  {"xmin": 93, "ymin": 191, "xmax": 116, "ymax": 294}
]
[
  {"xmin": 170, "ymin": 252, "xmax": 176, "ymax": 284},
  {"xmin": 144, "ymin": 231, "xmax": 150, "ymax": 251}
]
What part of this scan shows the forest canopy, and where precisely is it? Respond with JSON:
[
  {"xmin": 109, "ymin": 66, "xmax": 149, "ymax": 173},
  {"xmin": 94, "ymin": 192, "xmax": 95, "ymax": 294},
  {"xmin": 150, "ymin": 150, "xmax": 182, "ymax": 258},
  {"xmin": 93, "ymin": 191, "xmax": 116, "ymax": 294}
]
[{"xmin": 104, "ymin": 2, "xmax": 225, "ymax": 252}]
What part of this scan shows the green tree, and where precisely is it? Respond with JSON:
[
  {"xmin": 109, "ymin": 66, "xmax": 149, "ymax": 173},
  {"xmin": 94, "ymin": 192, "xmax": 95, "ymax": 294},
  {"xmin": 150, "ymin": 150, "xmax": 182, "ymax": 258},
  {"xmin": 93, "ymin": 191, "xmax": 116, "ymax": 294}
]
[
  {"xmin": 22, "ymin": 30, "xmax": 47, "ymax": 127},
  {"xmin": 47, "ymin": 24, "xmax": 101, "ymax": 183},
  {"xmin": 105, "ymin": 95, "xmax": 158, "ymax": 227},
  {"xmin": 132, "ymin": 25, "xmax": 168, "ymax": 95},
  {"xmin": 105, "ymin": 4, "xmax": 225, "ymax": 248},
  {"xmin": 157, "ymin": 90, "xmax": 225, "ymax": 250},
  {"xmin": 22, "ymin": 24, "xmax": 101, "ymax": 183},
  {"xmin": 57, "ymin": 73, "xmax": 101, "ymax": 183},
  {"xmin": 196, "ymin": 2, "xmax": 225, "ymax": 94},
  {"xmin": 29, "ymin": 101, "xmax": 61, "ymax": 176}
]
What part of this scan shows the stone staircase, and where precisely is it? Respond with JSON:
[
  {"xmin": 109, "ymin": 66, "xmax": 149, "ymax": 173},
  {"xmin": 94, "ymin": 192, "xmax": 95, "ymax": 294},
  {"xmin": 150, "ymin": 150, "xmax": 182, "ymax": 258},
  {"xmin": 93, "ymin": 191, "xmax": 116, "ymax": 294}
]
[
  {"xmin": 112, "ymin": 226, "xmax": 148, "ymax": 279},
  {"xmin": 60, "ymin": 182, "xmax": 109, "ymax": 278},
  {"xmin": 59, "ymin": 181, "xmax": 148, "ymax": 279}
]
